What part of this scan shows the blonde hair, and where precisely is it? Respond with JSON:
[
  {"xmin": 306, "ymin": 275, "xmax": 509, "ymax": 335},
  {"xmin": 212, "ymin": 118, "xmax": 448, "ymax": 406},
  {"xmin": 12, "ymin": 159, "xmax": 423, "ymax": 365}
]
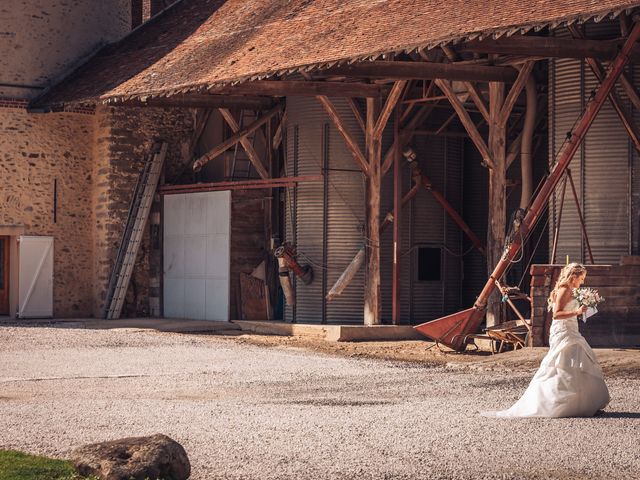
[{"xmin": 547, "ymin": 263, "xmax": 587, "ymax": 311}]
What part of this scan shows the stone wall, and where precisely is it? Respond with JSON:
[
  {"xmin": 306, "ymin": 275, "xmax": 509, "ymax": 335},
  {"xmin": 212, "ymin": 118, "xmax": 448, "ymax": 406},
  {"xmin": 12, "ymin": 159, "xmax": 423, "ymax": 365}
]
[
  {"xmin": 93, "ymin": 105, "xmax": 194, "ymax": 318},
  {"xmin": 0, "ymin": 107, "xmax": 95, "ymax": 317},
  {"xmin": 0, "ymin": 0, "xmax": 130, "ymax": 99}
]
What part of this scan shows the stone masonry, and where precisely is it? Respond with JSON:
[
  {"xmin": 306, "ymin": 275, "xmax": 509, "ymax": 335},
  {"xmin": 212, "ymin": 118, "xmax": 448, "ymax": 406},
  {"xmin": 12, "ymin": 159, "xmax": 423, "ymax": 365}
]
[
  {"xmin": 92, "ymin": 105, "xmax": 194, "ymax": 318},
  {"xmin": 0, "ymin": 108, "xmax": 95, "ymax": 317}
]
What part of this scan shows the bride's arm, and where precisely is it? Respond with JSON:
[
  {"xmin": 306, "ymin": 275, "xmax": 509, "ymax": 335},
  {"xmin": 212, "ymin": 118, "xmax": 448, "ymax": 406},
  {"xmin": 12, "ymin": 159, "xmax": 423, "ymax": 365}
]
[{"xmin": 553, "ymin": 287, "xmax": 587, "ymax": 320}]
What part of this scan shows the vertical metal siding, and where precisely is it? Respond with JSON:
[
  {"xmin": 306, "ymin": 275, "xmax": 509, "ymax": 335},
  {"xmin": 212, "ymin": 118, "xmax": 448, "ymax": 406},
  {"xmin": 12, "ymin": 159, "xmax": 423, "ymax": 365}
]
[
  {"xmin": 286, "ymin": 98, "xmax": 464, "ymax": 324},
  {"xmin": 325, "ymin": 100, "xmax": 367, "ymax": 324},
  {"xmin": 444, "ymin": 137, "xmax": 464, "ymax": 314},
  {"xmin": 462, "ymin": 145, "xmax": 488, "ymax": 306},
  {"xmin": 549, "ymin": 47, "xmax": 585, "ymax": 263},
  {"xmin": 285, "ymin": 96, "xmax": 366, "ymax": 324},
  {"xmin": 550, "ymin": 23, "xmax": 630, "ymax": 264}
]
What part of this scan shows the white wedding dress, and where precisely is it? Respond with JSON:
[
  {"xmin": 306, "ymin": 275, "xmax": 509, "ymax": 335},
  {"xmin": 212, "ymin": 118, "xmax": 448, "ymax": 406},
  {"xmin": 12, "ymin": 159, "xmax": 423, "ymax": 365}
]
[{"xmin": 485, "ymin": 299, "xmax": 610, "ymax": 418}]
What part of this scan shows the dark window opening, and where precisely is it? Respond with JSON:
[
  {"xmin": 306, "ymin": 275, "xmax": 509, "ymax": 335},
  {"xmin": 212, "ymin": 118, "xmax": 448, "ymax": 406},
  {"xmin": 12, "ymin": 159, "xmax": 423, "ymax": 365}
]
[{"xmin": 417, "ymin": 247, "xmax": 441, "ymax": 281}]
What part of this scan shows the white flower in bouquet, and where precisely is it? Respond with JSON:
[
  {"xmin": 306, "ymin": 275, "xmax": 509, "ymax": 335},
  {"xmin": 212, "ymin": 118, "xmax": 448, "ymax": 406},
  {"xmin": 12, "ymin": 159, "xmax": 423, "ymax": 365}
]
[
  {"xmin": 572, "ymin": 287, "xmax": 605, "ymax": 308},
  {"xmin": 573, "ymin": 287, "xmax": 605, "ymax": 322}
]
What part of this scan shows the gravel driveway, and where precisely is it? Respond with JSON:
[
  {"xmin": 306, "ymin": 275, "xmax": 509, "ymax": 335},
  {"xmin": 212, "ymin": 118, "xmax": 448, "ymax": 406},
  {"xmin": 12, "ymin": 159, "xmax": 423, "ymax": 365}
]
[{"xmin": 1, "ymin": 325, "xmax": 638, "ymax": 479}]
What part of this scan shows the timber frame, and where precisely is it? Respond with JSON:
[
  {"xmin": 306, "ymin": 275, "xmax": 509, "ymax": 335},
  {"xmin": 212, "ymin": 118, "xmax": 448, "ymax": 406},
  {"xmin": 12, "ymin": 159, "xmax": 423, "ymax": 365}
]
[{"xmin": 97, "ymin": 12, "xmax": 640, "ymax": 329}]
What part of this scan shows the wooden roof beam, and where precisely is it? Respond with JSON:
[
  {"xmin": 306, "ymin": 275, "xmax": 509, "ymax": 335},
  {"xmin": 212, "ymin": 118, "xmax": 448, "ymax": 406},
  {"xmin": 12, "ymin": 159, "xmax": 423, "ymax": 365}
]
[
  {"xmin": 458, "ymin": 35, "xmax": 640, "ymax": 62},
  {"xmin": 322, "ymin": 60, "xmax": 518, "ymax": 83},
  {"xmin": 436, "ymin": 79, "xmax": 493, "ymax": 168},
  {"xmin": 211, "ymin": 80, "xmax": 383, "ymax": 98},
  {"xmin": 192, "ymin": 104, "xmax": 282, "ymax": 171},
  {"xmin": 219, "ymin": 108, "xmax": 270, "ymax": 180},
  {"xmin": 111, "ymin": 94, "xmax": 275, "ymax": 110},
  {"xmin": 317, "ymin": 96, "xmax": 370, "ymax": 175}
]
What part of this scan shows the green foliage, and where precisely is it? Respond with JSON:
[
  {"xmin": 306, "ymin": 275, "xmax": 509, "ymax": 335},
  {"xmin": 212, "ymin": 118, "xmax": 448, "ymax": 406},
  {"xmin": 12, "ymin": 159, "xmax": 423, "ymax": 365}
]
[{"xmin": 0, "ymin": 450, "xmax": 93, "ymax": 480}]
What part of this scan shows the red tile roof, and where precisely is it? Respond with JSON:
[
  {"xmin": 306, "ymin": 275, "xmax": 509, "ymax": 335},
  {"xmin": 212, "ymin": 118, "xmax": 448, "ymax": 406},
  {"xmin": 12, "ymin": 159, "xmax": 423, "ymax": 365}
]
[{"xmin": 34, "ymin": 0, "xmax": 640, "ymax": 107}]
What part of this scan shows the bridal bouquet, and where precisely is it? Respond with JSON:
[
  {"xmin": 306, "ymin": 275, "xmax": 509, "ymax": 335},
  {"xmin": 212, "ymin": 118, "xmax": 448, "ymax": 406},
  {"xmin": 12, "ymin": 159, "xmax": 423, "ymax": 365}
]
[{"xmin": 573, "ymin": 287, "xmax": 605, "ymax": 322}]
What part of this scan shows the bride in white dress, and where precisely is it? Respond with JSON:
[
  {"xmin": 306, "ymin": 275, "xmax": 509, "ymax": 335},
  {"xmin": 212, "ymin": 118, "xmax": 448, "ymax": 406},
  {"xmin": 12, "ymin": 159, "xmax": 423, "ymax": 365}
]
[{"xmin": 486, "ymin": 263, "xmax": 610, "ymax": 418}]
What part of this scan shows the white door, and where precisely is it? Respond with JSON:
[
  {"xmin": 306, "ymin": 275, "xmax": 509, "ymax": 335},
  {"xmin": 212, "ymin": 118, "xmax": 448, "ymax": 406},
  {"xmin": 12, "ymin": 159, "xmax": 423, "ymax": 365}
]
[
  {"xmin": 163, "ymin": 191, "xmax": 231, "ymax": 321},
  {"xmin": 18, "ymin": 236, "xmax": 54, "ymax": 318}
]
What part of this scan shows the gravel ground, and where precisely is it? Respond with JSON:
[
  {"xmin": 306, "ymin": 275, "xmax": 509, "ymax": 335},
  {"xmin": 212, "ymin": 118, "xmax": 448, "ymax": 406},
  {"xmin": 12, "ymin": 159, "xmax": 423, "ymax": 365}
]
[{"xmin": 0, "ymin": 325, "xmax": 639, "ymax": 480}]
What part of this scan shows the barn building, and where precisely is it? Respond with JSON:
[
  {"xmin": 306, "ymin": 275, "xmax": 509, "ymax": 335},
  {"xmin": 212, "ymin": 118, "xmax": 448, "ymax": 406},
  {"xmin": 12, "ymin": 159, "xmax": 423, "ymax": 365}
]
[{"xmin": 1, "ymin": 0, "xmax": 639, "ymax": 348}]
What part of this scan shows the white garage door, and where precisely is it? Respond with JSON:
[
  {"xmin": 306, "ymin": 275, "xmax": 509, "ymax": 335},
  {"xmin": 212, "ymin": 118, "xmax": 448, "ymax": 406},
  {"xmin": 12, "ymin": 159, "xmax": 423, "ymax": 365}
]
[{"xmin": 163, "ymin": 191, "xmax": 230, "ymax": 321}]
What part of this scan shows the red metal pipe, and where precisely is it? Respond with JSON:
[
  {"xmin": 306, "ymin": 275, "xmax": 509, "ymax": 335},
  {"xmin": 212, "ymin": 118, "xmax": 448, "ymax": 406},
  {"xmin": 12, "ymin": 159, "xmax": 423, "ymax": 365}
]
[
  {"xmin": 274, "ymin": 245, "xmax": 313, "ymax": 285},
  {"xmin": 566, "ymin": 169, "xmax": 595, "ymax": 264},
  {"xmin": 420, "ymin": 174, "xmax": 486, "ymax": 256},
  {"xmin": 414, "ymin": 22, "xmax": 640, "ymax": 351}
]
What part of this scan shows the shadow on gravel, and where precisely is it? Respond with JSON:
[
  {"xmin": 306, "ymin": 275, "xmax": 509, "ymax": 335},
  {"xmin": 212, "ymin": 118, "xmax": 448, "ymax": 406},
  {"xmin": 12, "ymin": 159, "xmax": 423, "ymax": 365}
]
[{"xmin": 598, "ymin": 411, "xmax": 640, "ymax": 419}]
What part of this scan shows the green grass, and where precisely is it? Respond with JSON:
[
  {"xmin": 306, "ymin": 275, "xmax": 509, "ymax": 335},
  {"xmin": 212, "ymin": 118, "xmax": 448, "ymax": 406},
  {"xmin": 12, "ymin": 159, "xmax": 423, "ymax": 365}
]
[{"xmin": 0, "ymin": 450, "xmax": 86, "ymax": 480}]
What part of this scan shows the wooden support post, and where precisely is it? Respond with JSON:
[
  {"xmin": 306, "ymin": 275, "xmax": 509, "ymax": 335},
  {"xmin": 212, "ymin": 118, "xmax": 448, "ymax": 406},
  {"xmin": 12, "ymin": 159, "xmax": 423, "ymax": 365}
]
[
  {"xmin": 487, "ymin": 81, "xmax": 507, "ymax": 327},
  {"xmin": 219, "ymin": 108, "xmax": 270, "ymax": 179},
  {"xmin": 364, "ymin": 97, "xmax": 382, "ymax": 325},
  {"xmin": 392, "ymin": 103, "xmax": 402, "ymax": 325}
]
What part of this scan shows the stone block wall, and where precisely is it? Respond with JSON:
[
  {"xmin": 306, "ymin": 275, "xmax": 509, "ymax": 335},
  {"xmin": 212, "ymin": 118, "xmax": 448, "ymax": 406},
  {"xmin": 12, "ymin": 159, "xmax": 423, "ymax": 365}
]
[
  {"xmin": 92, "ymin": 105, "xmax": 194, "ymax": 318},
  {"xmin": 0, "ymin": 107, "xmax": 95, "ymax": 317}
]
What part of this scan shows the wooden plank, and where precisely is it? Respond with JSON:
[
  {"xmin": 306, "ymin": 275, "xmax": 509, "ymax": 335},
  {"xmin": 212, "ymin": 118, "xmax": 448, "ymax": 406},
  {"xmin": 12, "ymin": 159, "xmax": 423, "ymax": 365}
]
[
  {"xmin": 436, "ymin": 79, "xmax": 492, "ymax": 168},
  {"xmin": 212, "ymin": 80, "xmax": 383, "ymax": 98},
  {"xmin": 373, "ymin": 80, "xmax": 407, "ymax": 140},
  {"xmin": 499, "ymin": 61, "xmax": 535, "ymax": 127},
  {"xmin": 459, "ymin": 35, "xmax": 640, "ymax": 63},
  {"xmin": 323, "ymin": 60, "xmax": 519, "ymax": 83},
  {"xmin": 239, "ymin": 273, "xmax": 269, "ymax": 320},
  {"xmin": 317, "ymin": 95, "xmax": 369, "ymax": 175},
  {"xmin": 219, "ymin": 108, "xmax": 270, "ymax": 180},
  {"xmin": 192, "ymin": 104, "xmax": 282, "ymax": 171}
]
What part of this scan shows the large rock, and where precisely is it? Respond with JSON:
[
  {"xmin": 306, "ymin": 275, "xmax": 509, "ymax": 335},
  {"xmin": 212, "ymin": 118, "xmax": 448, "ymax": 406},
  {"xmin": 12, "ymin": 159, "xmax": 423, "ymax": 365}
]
[{"xmin": 71, "ymin": 433, "xmax": 190, "ymax": 480}]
